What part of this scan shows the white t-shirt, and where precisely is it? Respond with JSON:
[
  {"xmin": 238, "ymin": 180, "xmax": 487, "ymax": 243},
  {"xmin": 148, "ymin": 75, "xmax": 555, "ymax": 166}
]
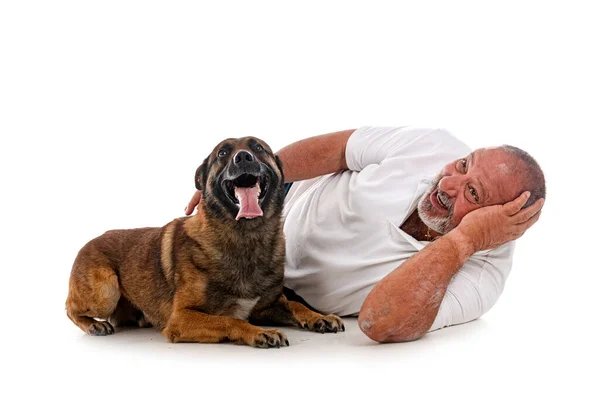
[{"xmin": 282, "ymin": 126, "xmax": 515, "ymax": 332}]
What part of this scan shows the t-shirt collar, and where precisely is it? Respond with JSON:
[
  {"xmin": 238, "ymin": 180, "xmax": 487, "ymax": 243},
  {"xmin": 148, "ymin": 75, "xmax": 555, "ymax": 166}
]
[{"xmin": 395, "ymin": 177, "xmax": 435, "ymax": 250}]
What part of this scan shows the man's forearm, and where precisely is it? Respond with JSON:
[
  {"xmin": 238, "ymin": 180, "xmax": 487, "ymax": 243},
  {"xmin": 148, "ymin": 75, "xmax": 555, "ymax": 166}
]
[
  {"xmin": 276, "ymin": 129, "xmax": 355, "ymax": 183},
  {"xmin": 358, "ymin": 230, "xmax": 475, "ymax": 342}
]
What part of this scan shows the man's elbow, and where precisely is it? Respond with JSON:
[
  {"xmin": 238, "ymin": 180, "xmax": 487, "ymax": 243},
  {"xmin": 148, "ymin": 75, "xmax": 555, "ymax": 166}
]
[{"xmin": 357, "ymin": 310, "xmax": 428, "ymax": 343}]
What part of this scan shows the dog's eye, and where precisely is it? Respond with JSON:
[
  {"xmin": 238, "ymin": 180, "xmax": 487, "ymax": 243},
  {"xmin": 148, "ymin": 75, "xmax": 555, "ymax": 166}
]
[
  {"xmin": 218, "ymin": 150, "xmax": 229, "ymax": 158},
  {"xmin": 254, "ymin": 144, "xmax": 264, "ymax": 152}
]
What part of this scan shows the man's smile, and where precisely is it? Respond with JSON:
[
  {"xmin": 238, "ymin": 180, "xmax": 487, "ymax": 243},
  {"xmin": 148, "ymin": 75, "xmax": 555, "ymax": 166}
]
[{"xmin": 430, "ymin": 188, "xmax": 450, "ymax": 212}]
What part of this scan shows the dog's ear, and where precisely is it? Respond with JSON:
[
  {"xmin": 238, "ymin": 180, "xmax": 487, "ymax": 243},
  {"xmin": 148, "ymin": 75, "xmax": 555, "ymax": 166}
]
[
  {"xmin": 195, "ymin": 157, "xmax": 209, "ymax": 191},
  {"xmin": 275, "ymin": 155, "xmax": 285, "ymax": 183}
]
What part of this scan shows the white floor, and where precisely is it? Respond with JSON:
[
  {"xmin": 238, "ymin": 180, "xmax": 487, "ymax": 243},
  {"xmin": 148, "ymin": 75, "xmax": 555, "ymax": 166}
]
[
  {"xmin": 7, "ymin": 307, "xmax": 596, "ymax": 401},
  {"xmin": 59, "ymin": 316, "xmax": 471, "ymax": 361}
]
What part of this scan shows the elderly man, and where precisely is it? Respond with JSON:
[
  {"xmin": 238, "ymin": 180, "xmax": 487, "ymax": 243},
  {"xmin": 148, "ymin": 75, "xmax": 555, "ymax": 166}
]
[{"xmin": 185, "ymin": 127, "xmax": 545, "ymax": 343}]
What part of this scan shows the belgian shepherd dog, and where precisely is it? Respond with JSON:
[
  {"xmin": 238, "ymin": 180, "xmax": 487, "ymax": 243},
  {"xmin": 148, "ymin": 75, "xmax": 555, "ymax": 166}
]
[{"xmin": 66, "ymin": 137, "xmax": 344, "ymax": 348}]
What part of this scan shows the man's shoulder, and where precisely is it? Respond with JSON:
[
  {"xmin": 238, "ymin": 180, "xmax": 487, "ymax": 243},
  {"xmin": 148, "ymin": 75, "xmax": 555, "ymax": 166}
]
[{"xmin": 354, "ymin": 126, "xmax": 471, "ymax": 152}]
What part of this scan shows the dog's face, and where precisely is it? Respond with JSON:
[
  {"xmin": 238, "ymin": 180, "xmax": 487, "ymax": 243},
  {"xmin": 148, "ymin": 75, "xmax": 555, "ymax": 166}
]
[{"xmin": 195, "ymin": 137, "xmax": 285, "ymax": 223}]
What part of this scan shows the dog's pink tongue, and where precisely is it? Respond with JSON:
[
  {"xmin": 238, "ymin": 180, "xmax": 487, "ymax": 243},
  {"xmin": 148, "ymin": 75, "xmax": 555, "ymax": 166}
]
[{"xmin": 234, "ymin": 186, "xmax": 263, "ymax": 220}]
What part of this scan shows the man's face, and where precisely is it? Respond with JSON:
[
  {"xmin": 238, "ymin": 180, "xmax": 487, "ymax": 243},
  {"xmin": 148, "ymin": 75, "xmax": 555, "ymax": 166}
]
[{"xmin": 417, "ymin": 147, "xmax": 524, "ymax": 234}]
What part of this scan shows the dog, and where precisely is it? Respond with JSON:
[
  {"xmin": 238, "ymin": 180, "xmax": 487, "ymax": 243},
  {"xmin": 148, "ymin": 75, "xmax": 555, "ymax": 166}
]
[{"xmin": 66, "ymin": 136, "xmax": 344, "ymax": 348}]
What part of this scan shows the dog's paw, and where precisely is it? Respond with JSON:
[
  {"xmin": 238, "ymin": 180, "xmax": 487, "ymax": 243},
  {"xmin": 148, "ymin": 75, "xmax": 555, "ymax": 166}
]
[
  {"xmin": 137, "ymin": 316, "xmax": 152, "ymax": 328},
  {"xmin": 88, "ymin": 321, "xmax": 115, "ymax": 336},
  {"xmin": 249, "ymin": 329, "xmax": 289, "ymax": 348},
  {"xmin": 301, "ymin": 315, "xmax": 345, "ymax": 334}
]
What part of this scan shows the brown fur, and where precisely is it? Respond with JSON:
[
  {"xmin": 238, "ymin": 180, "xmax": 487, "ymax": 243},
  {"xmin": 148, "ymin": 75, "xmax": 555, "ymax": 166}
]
[{"xmin": 66, "ymin": 137, "xmax": 344, "ymax": 347}]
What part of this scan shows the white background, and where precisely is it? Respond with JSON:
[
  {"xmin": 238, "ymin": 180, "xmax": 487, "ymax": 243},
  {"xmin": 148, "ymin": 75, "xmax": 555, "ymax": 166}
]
[{"xmin": 1, "ymin": 1, "xmax": 598, "ymax": 400}]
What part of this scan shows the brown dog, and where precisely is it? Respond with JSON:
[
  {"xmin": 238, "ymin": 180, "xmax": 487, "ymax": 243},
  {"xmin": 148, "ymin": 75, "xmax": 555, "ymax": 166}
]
[{"xmin": 66, "ymin": 137, "xmax": 344, "ymax": 348}]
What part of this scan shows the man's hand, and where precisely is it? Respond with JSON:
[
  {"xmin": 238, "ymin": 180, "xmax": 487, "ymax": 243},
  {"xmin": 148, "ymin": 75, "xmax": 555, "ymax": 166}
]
[
  {"xmin": 453, "ymin": 191, "xmax": 544, "ymax": 253},
  {"xmin": 184, "ymin": 190, "xmax": 202, "ymax": 215}
]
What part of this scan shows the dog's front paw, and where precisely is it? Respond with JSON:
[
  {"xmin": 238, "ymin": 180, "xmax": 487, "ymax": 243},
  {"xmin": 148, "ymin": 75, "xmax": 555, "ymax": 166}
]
[
  {"xmin": 248, "ymin": 329, "xmax": 289, "ymax": 348},
  {"xmin": 301, "ymin": 314, "xmax": 345, "ymax": 334}
]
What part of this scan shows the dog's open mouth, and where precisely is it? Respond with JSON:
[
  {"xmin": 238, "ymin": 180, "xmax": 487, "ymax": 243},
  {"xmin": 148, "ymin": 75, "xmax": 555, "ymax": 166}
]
[{"xmin": 223, "ymin": 174, "xmax": 270, "ymax": 220}]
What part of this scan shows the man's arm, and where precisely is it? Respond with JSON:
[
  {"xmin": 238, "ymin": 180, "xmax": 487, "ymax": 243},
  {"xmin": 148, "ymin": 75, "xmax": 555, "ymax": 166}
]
[
  {"xmin": 275, "ymin": 129, "xmax": 355, "ymax": 183},
  {"xmin": 358, "ymin": 191, "xmax": 544, "ymax": 343},
  {"xmin": 184, "ymin": 129, "xmax": 355, "ymax": 215}
]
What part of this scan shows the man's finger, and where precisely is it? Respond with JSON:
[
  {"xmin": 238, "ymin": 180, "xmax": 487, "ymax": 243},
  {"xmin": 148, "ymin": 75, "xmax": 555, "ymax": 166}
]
[
  {"xmin": 503, "ymin": 191, "xmax": 531, "ymax": 216},
  {"xmin": 517, "ymin": 209, "xmax": 542, "ymax": 231},
  {"xmin": 513, "ymin": 198, "xmax": 545, "ymax": 223},
  {"xmin": 184, "ymin": 190, "xmax": 202, "ymax": 215}
]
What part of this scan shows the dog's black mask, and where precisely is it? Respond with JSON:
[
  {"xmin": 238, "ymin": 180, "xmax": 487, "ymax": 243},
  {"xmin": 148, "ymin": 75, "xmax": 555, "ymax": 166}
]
[{"xmin": 195, "ymin": 137, "xmax": 285, "ymax": 224}]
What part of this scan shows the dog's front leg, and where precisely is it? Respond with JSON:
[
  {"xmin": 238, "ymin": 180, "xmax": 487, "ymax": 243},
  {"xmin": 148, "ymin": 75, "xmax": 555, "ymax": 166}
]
[
  {"xmin": 163, "ymin": 309, "xmax": 288, "ymax": 348},
  {"xmin": 251, "ymin": 295, "xmax": 345, "ymax": 334}
]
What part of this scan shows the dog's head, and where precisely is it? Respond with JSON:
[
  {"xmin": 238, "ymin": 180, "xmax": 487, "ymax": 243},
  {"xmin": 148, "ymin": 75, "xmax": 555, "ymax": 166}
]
[{"xmin": 195, "ymin": 137, "xmax": 285, "ymax": 223}]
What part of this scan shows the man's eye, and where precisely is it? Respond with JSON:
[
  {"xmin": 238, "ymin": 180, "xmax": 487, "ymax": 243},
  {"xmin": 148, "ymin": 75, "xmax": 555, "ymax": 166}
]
[
  {"xmin": 461, "ymin": 159, "xmax": 467, "ymax": 170},
  {"xmin": 469, "ymin": 187, "xmax": 479, "ymax": 202},
  {"xmin": 218, "ymin": 150, "xmax": 229, "ymax": 157}
]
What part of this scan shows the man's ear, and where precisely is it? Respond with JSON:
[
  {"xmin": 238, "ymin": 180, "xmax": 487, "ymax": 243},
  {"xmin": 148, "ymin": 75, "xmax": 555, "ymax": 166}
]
[
  {"xmin": 275, "ymin": 155, "xmax": 285, "ymax": 183},
  {"xmin": 195, "ymin": 157, "xmax": 209, "ymax": 191}
]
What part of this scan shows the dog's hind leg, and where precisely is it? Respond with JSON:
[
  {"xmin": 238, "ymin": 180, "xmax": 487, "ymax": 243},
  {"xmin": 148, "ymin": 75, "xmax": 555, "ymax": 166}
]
[
  {"xmin": 108, "ymin": 297, "xmax": 152, "ymax": 328},
  {"xmin": 66, "ymin": 262, "xmax": 121, "ymax": 336}
]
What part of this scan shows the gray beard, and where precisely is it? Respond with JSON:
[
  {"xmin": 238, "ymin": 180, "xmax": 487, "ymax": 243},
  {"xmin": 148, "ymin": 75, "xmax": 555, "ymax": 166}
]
[{"xmin": 417, "ymin": 181, "xmax": 456, "ymax": 235}]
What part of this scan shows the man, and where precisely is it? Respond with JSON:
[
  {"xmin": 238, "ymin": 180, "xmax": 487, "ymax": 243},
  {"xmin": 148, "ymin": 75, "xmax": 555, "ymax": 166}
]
[{"xmin": 184, "ymin": 127, "xmax": 545, "ymax": 343}]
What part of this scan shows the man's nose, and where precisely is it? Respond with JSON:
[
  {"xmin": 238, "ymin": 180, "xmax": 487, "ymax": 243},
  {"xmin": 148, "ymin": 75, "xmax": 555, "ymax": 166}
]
[
  {"xmin": 233, "ymin": 150, "xmax": 255, "ymax": 165},
  {"xmin": 438, "ymin": 175, "xmax": 462, "ymax": 197}
]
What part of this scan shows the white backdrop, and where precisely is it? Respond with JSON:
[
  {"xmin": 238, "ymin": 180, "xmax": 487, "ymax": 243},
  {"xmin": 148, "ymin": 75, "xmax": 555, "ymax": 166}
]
[{"xmin": 1, "ymin": 1, "xmax": 598, "ymax": 400}]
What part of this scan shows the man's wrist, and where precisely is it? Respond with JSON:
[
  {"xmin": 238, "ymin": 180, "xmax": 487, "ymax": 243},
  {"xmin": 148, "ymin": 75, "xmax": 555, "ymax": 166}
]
[{"xmin": 445, "ymin": 228, "xmax": 477, "ymax": 258}]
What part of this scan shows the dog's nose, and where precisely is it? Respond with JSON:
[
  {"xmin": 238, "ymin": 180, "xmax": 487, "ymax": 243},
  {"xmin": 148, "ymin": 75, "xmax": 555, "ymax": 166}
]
[{"xmin": 233, "ymin": 151, "xmax": 255, "ymax": 165}]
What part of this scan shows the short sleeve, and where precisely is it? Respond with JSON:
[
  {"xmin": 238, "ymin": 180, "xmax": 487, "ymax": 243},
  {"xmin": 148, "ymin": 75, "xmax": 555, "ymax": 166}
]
[
  {"xmin": 346, "ymin": 126, "xmax": 461, "ymax": 172},
  {"xmin": 428, "ymin": 241, "xmax": 516, "ymax": 332}
]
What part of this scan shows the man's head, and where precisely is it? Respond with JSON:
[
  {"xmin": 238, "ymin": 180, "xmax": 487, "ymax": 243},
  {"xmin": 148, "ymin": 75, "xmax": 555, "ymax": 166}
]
[{"xmin": 417, "ymin": 145, "xmax": 546, "ymax": 234}]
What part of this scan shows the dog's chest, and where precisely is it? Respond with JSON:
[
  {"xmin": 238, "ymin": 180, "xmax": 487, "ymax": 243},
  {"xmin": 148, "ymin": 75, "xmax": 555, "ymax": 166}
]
[
  {"xmin": 198, "ymin": 242, "xmax": 283, "ymax": 318},
  {"xmin": 223, "ymin": 297, "xmax": 260, "ymax": 320}
]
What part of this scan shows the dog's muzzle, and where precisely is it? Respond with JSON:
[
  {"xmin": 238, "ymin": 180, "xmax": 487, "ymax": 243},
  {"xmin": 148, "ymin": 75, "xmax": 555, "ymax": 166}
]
[{"xmin": 222, "ymin": 156, "xmax": 271, "ymax": 220}]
